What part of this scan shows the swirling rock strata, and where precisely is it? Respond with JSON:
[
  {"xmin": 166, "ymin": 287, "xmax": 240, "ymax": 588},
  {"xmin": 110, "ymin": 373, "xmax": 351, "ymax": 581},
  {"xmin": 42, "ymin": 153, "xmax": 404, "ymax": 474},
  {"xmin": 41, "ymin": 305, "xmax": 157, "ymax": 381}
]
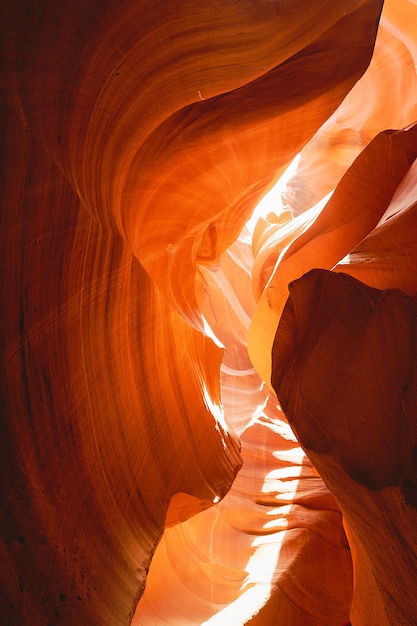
[
  {"xmin": 0, "ymin": 102, "xmax": 241, "ymax": 625},
  {"xmin": 0, "ymin": 0, "xmax": 402, "ymax": 624}
]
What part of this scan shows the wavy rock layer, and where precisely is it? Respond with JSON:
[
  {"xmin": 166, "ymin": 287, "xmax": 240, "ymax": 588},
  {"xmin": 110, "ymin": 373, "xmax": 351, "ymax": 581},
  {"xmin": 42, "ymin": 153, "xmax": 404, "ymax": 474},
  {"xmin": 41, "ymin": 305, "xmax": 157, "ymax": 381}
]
[
  {"xmin": 0, "ymin": 102, "xmax": 241, "ymax": 625},
  {"xmin": 1, "ymin": 0, "xmax": 417, "ymax": 625}
]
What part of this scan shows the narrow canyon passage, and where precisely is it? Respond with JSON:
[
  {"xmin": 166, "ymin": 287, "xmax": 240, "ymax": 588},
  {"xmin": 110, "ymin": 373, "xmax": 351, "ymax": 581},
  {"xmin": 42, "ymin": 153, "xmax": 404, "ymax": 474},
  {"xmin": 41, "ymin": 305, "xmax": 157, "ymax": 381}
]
[{"xmin": 1, "ymin": 1, "xmax": 417, "ymax": 624}]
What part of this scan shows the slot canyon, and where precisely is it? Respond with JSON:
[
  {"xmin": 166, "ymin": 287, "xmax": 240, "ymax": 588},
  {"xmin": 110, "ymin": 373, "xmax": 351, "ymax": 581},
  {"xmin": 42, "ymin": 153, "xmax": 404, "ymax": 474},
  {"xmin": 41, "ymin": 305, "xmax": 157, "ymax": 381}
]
[{"xmin": 1, "ymin": 0, "xmax": 417, "ymax": 624}]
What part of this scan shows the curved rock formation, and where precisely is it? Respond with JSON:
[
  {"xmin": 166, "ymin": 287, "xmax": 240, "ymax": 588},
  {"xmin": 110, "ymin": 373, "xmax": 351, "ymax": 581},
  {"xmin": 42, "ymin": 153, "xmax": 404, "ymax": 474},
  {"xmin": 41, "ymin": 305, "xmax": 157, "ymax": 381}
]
[
  {"xmin": 271, "ymin": 270, "xmax": 417, "ymax": 625},
  {"xmin": 1, "ymin": 0, "xmax": 417, "ymax": 624}
]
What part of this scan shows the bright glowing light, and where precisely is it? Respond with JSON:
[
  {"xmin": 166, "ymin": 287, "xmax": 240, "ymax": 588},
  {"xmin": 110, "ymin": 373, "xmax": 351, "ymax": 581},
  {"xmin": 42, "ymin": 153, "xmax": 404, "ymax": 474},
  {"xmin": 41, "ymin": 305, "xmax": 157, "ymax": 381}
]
[
  {"xmin": 202, "ymin": 315, "xmax": 225, "ymax": 349},
  {"xmin": 245, "ymin": 153, "xmax": 301, "ymax": 235},
  {"xmin": 201, "ymin": 586, "xmax": 273, "ymax": 626},
  {"xmin": 202, "ymin": 381, "xmax": 229, "ymax": 439}
]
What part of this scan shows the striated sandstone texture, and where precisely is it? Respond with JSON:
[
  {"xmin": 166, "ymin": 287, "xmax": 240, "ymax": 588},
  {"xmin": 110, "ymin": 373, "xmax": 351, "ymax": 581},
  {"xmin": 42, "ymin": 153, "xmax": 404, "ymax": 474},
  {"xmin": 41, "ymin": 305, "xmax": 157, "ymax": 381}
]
[{"xmin": 1, "ymin": 0, "xmax": 417, "ymax": 625}]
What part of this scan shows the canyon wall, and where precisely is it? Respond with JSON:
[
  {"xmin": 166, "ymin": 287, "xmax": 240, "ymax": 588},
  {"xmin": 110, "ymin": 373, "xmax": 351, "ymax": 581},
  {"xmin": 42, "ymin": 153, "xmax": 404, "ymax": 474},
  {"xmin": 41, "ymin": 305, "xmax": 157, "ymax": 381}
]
[{"xmin": 1, "ymin": 0, "xmax": 417, "ymax": 624}]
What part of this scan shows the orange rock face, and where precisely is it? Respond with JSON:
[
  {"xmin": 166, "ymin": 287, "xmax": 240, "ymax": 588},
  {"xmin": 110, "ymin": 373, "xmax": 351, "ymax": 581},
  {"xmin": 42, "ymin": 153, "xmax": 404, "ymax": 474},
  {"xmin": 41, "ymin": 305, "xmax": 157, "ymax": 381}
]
[
  {"xmin": 271, "ymin": 270, "xmax": 417, "ymax": 625},
  {"xmin": 1, "ymin": 0, "xmax": 417, "ymax": 624}
]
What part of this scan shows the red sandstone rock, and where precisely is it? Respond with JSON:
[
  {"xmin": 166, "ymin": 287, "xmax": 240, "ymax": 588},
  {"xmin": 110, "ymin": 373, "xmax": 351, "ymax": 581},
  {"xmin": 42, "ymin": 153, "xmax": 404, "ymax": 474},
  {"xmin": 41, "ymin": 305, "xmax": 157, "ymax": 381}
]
[
  {"xmin": 1, "ymin": 0, "xmax": 417, "ymax": 624},
  {"xmin": 272, "ymin": 269, "xmax": 417, "ymax": 625}
]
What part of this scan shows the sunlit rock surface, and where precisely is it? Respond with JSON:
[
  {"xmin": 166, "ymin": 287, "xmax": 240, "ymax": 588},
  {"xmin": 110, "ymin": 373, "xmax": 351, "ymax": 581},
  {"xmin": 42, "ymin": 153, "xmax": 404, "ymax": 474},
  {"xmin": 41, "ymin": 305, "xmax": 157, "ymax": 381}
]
[{"xmin": 1, "ymin": 0, "xmax": 417, "ymax": 625}]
